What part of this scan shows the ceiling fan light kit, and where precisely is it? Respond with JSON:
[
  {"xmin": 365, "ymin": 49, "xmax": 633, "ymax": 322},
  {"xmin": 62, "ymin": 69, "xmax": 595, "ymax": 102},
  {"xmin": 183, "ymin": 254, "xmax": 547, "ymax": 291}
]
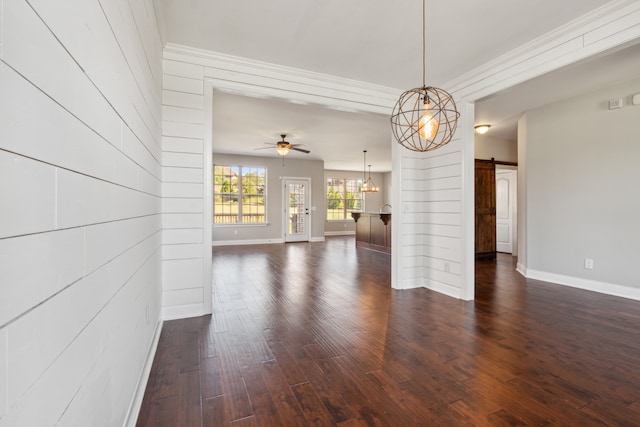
[
  {"xmin": 390, "ymin": 0, "xmax": 460, "ymax": 152},
  {"xmin": 276, "ymin": 142, "xmax": 290, "ymax": 156},
  {"xmin": 255, "ymin": 134, "xmax": 310, "ymax": 157}
]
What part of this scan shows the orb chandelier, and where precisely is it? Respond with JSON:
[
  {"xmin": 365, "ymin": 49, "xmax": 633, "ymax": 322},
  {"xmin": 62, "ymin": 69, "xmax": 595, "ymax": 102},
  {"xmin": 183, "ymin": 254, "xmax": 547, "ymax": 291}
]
[{"xmin": 390, "ymin": 0, "xmax": 460, "ymax": 152}]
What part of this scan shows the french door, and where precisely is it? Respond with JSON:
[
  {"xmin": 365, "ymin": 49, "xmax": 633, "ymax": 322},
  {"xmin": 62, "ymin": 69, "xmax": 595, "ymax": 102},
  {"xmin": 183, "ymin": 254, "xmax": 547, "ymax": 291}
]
[{"xmin": 284, "ymin": 178, "xmax": 310, "ymax": 242}]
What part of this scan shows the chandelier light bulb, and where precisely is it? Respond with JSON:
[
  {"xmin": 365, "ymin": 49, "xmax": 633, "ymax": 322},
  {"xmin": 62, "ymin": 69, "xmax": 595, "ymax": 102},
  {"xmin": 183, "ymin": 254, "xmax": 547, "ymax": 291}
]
[{"xmin": 418, "ymin": 103, "xmax": 439, "ymax": 141}]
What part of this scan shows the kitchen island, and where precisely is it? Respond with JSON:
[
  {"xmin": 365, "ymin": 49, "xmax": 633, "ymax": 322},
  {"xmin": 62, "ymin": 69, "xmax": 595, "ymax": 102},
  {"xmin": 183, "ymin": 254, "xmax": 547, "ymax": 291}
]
[{"xmin": 350, "ymin": 212, "xmax": 391, "ymax": 254}]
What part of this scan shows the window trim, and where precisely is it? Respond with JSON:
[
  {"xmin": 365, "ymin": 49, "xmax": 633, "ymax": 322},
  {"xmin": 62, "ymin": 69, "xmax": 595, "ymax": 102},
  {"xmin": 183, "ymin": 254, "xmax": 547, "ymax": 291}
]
[
  {"xmin": 326, "ymin": 177, "xmax": 363, "ymax": 221},
  {"xmin": 213, "ymin": 164, "xmax": 267, "ymax": 225}
]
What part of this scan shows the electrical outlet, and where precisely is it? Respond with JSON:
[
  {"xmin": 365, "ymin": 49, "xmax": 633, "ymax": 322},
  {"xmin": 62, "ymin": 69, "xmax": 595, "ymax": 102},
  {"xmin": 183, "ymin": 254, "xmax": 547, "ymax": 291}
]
[
  {"xmin": 609, "ymin": 98, "xmax": 623, "ymax": 109},
  {"xmin": 584, "ymin": 258, "xmax": 594, "ymax": 270}
]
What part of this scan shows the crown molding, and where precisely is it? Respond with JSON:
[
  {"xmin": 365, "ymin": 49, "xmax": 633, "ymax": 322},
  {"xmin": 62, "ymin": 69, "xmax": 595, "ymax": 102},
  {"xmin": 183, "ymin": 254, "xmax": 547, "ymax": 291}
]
[
  {"xmin": 446, "ymin": 0, "xmax": 640, "ymax": 101},
  {"xmin": 163, "ymin": 43, "xmax": 400, "ymax": 114}
]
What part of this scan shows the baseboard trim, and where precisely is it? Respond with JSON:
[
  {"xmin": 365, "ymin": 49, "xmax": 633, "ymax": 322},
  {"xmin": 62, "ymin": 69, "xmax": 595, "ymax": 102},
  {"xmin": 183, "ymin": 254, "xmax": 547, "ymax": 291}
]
[
  {"xmin": 162, "ymin": 303, "xmax": 210, "ymax": 321},
  {"xmin": 423, "ymin": 279, "xmax": 461, "ymax": 300},
  {"xmin": 324, "ymin": 231, "xmax": 355, "ymax": 236},
  {"xmin": 524, "ymin": 267, "xmax": 640, "ymax": 302},
  {"xmin": 212, "ymin": 238, "xmax": 285, "ymax": 246},
  {"xmin": 124, "ymin": 319, "xmax": 163, "ymax": 427},
  {"xmin": 516, "ymin": 262, "xmax": 527, "ymax": 277},
  {"xmin": 213, "ymin": 237, "xmax": 326, "ymax": 246}
]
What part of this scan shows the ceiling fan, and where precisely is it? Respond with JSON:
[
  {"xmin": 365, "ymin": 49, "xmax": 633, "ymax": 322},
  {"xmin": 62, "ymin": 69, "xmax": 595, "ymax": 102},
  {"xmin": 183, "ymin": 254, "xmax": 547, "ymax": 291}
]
[{"xmin": 255, "ymin": 134, "xmax": 310, "ymax": 157}]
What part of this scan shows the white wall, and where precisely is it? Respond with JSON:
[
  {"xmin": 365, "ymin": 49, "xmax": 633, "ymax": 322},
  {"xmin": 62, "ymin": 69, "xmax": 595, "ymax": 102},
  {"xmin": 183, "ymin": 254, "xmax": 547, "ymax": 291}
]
[
  {"xmin": 0, "ymin": 0, "xmax": 163, "ymax": 426},
  {"xmin": 213, "ymin": 154, "xmax": 326, "ymax": 243},
  {"xmin": 445, "ymin": 0, "xmax": 640, "ymax": 302},
  {"xmin": 475, "ymin": 134, "xmax": 517, "ymax": 163},
  {"xmin": 522, "ymin": 77, "xmax": 640, "ymax": 294},
  {"xmin": 394, "ymin": 105, "xmax": 474, "ymax": 299},
  {"xmin": 161, "ymin": 55, "xmax": 209, "ymax": 320}
]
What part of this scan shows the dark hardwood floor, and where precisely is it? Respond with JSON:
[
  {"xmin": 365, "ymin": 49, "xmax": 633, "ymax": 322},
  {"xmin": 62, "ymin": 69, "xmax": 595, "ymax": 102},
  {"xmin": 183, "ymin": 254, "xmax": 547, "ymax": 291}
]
[{"xmin": 137, "ymin": 237, "xmax": 640, "ymax": 426}]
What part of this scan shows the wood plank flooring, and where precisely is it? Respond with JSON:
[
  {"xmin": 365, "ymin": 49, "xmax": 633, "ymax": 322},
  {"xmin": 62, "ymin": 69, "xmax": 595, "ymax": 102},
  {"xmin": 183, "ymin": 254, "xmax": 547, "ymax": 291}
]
[{"xmin": 137, "ymin": 237, "xmax": 640, "ymax": 426}]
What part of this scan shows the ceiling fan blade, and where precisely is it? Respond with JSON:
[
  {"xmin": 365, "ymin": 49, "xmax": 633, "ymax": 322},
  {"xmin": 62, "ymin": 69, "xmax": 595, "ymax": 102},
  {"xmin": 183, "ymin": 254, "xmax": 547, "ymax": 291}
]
[{"xmin": 292, "ymin": 147, "xmax": 310, "ymax": 153}]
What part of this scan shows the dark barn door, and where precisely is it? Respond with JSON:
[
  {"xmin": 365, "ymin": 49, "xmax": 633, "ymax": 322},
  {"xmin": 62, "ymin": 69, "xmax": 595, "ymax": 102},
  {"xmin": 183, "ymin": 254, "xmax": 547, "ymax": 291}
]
[{"xmin": 475, "ymin": 159, "xmax": 496, "ymax": 260}]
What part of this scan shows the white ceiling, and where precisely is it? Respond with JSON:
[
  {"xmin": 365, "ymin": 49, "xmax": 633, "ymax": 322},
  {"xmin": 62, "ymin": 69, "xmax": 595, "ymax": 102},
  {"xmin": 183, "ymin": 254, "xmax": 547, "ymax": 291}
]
[
  {"xmin": 155, "ymin": 0, "xmax": 640, "ymax": 171},
  {"xmin": 212, "ymin": 91, "xmax": 391, "ymax": 172}
]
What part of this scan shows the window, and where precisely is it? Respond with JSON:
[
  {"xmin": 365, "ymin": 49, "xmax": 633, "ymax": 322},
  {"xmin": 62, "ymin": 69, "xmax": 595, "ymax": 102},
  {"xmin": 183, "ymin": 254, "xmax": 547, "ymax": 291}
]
[
  {"xmin": 214, "ymin": 165, "xmax": 266, "ymax": 224},
  {"xmin": 326, "ymin": 177, "xmax": 363, "ymax": 220}
]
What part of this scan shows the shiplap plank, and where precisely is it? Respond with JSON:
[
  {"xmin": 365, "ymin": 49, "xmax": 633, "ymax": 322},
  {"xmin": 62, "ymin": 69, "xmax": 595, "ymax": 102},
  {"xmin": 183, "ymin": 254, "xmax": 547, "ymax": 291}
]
[
  {"xmin": 163, "ymin": 90, "xmax": 204, "ymax": 110},
  {"xmin": 0, "ymin": 152, "xmax": 56, "ymax": 239},
  {"xmin": 163, "ymin": 183, "xmax": 204, "ymax": 198},
  {"xmin": 413, "ymin": 201, "xmax": 462, "ymax": 214},
  {"xmin": 162, "ymin": 258, "xmax": 204, "ymax": 291},
  {"xmin": 402, "ymin": 189, "xmax": 461, "ymax": 203},
  {"xmin": 162, "ymin": 121, "xmax": 205, "ymax": 139},
  {"xmin": 163, "ymin": 74, "xmax": 204, "ymax": 95},
  {"xmin": 163, "ymin": 167, "xmax": 204, "ymax": 183},
  {"xmin": 162, "ymin": 198, "xmax": 204, "ymax": 214},
  {"xmin": 407, "ymin": 223, "xmax": 461, "ymax": 239},
  {"xmin": 162, "ymin": 136, "xmax": 204, "ymax": 154},
  {"xmin": 162, "ymin": 244, "xmax": 203, "ymax": 260},
  {"xmin": 0, "ymin": 228, "xmax": 84, "ymax": 327},
  {"xmin": 163, "ymin": 59, "xmax": 205, "ymax": 80},
  {"xmin": 162, "ymin": 152, "xmax": 204, "ymax": 168},
  {"xmin": 402, "ymin": 164, "xmax": 461, "ymax": 180},
  {"xmin": 163, "ymin": 229, "xmax": 204, "ymax": 245},
  {"xmin": 163, "ymin": 213, "xmax": 204, "ymax": 229},
  {"xmin": 162, "ymin": 105, "xmax": 205, "ymax": 124},
  {"xmin": 163, "ymin": 289, "xmax": 204, "ymax": 307},
  {"xmin": 402, "ymin": 176, "xmax": 462, "ymax": 192},
  {"xmin": 0, "ymin": 329, "xmax": 6, "ymax": 419}
]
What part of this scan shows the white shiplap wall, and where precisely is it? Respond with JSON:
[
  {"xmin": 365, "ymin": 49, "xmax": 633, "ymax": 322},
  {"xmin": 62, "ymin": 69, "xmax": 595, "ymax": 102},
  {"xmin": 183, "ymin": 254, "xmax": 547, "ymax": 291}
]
[
  {"xmin": 161, "ymin": 56, "xmax": 209, "ymax": 319},
  {"xmin": 394, "ymin": 124, "xmax": 472, "ymax": 299},
  {"xmin": 0, "ymin": 0, "xmax": 163, "ymax": 426},
  {"xmin": 160, "ymin": 44, "xmax": 398, "ymax": 317}
]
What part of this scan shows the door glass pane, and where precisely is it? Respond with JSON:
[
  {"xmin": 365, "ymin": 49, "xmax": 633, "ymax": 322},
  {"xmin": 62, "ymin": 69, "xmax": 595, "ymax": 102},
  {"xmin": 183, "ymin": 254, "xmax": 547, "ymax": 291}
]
[{"xmin": 288, "ymin": 183, "xmax": 305, "ymax": 234}]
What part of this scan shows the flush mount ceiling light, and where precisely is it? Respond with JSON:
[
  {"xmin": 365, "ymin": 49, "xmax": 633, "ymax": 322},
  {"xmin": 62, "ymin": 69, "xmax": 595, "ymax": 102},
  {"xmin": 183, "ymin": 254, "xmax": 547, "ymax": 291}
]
[
  {"xmin": 362, "ymin": 150, "xmax": 379, "ymax": 193},
  {"xmin": 474, "ymin": 124, "xmax": 491, "ymax": 134},
  {"xmin": 390, "ymin": 0, "xmax": 460, "ymax": 152}
]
